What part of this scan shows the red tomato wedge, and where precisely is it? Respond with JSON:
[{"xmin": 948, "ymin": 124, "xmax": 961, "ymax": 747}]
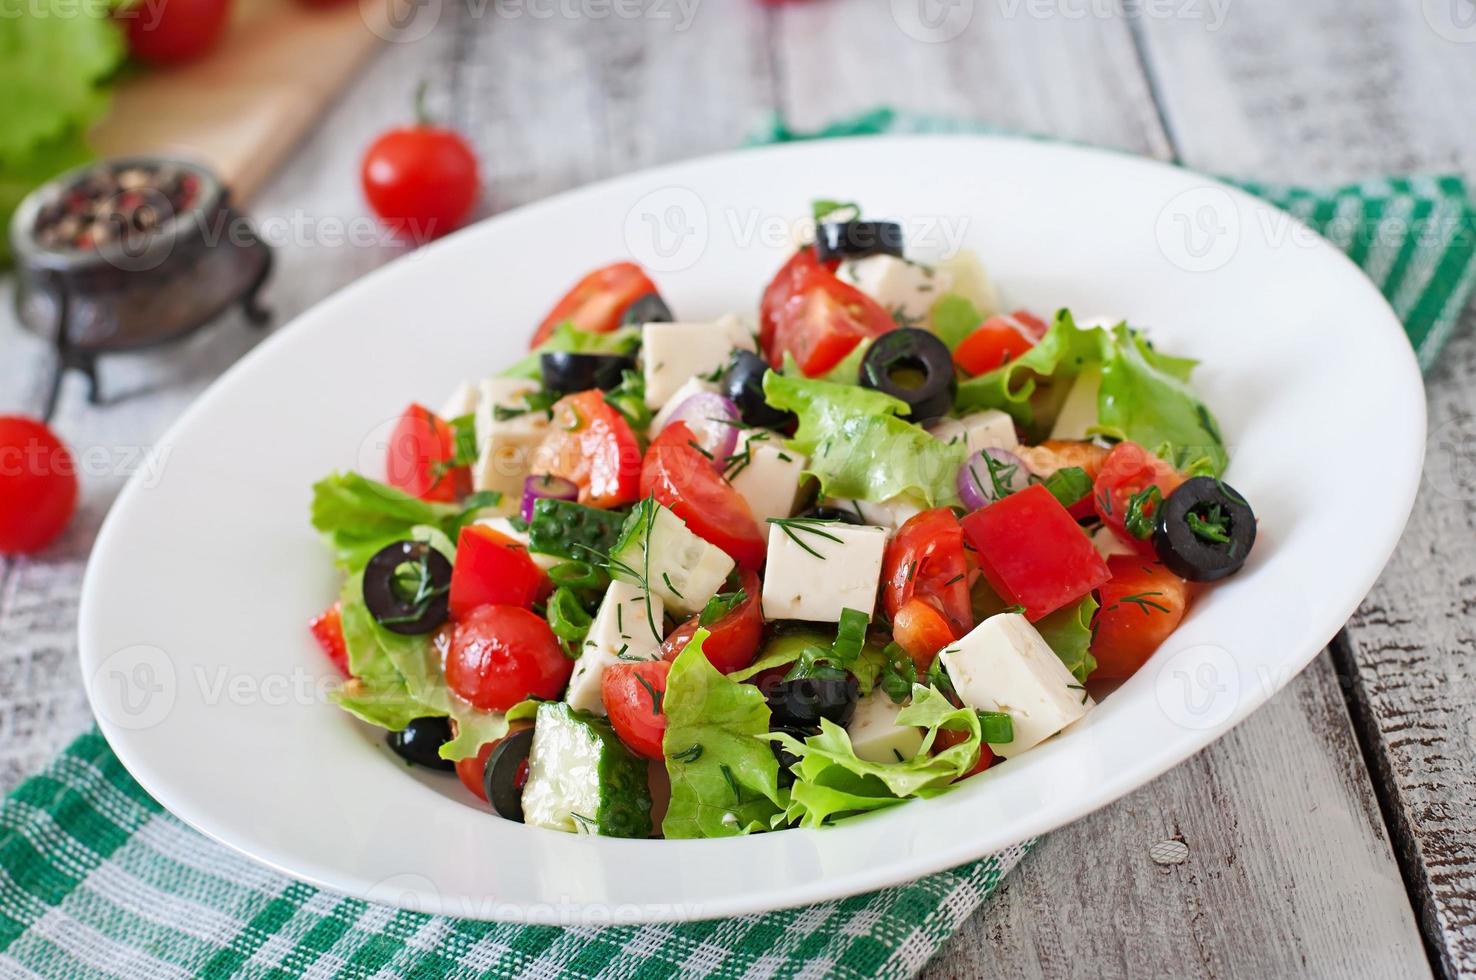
[
  {"xmin": 386, "ymin": 403, "xmax": 464, "ymax": 502},
  {"xmin": 446, "ymin": 605, "xmax": 571, "ymax": 711},
  {"xmin": 1091, "ymin": 557, "xmax": 1191, "ymax": 680},
  {"xmin": 534, "ymin": 391, "xmax": 642, "ymax": 509},
  {"xmin": 308, "ymin": 602, "xmax": 349, "ymax": 676},
  {"xmin": 769, "ymin": 261, "xmax": 895, "ymax": 375},
  {"xmin": 961, "ymin": 483, "xmax": 1111, "ymax": 622},
  {"xmin": 452, "ymin": 722, "xmax": 532, "ymax": 803},
  {"xmin": 893, "ymin": 596, "xmax": 958, "ymax": 670},
  {"xmin": 640, "ymin": 422, "xmax": 766, "ymax": 570},
  {"xmin": 603, "ymin": 659, "xmax": 670, "ymax": 760},
  {"xmin": 953, "ymin": 313, "xmax": 1042, "ymax": 375},
  {"xmin": 530, "ymin": 261, "xmax": 657, "ymax": 347},
  {"xmin": 1092, "ymin": 441, "xmax": 1185, "ymax": 557},
  {"xmin": 935, "ymin": 725, "xmax": 993, "ymax": 779},
  {"xmin": 449, "ymin": 524, "xmax": 552, "ymax": 620},
  {"xmin": 661, "ymin": 569, "xmax": 764, "ymax": 674},
  {"xmin": 882, "ymin": 508, "xmax": 972, "ymax": 636},
  {"xmin": 759, "ymin": 246, "xmax": 822, "ymax": 356}
]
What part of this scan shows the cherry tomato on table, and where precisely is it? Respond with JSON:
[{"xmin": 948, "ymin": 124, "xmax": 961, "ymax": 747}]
[
  {"xmin": 361, "ymin": 93, "xmax": 480, "ymax": 241},
  {"xmin": 122, "ymin": 0, "xmax": 232, "ymax": 65},
  {"xmin": 0, "ymin": 416, "xmax": 78, "ymax": 555},
  {"xmin": 766, "ymin": 259, "xmax": 895, "ymax": 376},
  {"xmin": 533, "ymin": 391, "xmax": 642, "ymax": 509},
  {"xmin": 445, "ymin": 605, "xmax": 571, "ymax": 712},
  {"xmin": 640, "ymin": 422, "xmax": 765, "ymax": 570},
  {"xmin": 385, "ymin": 403, "xmax": 464, "ymax": 502},
  {"xmin": 448, "ymin": 524, "xmax": 551, "ymax": 620},
  {"xmin": 953, "ymin": 311, "xmax": 1049, "ymax": 375},
  {"xmin": 529, "ymin": 262, "xmax": 658, "ymax": 347},
  {"xmin": 603, "ymin": 659, "xmax": 670, "ymax": 760},
  {"xmin": 661, "ymin": 569, "xmax": 764, "ymax": 673},
  {"xmin": 1092, "ymin": 441, "xmax": 1185, "ymax": 557},
  {"xmin": 1091, "ymin": 557, "xmax": 1191, "ymax": 680}
]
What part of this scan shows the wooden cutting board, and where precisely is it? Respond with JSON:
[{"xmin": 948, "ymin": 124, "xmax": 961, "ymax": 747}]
[{"xmin": 91, "ymin": 0, "xmax": 398, "ymax": 202}]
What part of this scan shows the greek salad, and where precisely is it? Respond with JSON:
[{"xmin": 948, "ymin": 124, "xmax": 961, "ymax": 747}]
[{"xmin": 308, "ymin": 202, "xmax": 1257, "ymax": 839}]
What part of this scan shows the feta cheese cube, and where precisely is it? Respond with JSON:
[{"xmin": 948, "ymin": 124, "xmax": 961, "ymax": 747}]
[
  {"xmin": 642, "ymin": 315, "xmax": 755, "ymax": 408},
  {"xmin": 836, "ymin": 255, "xmax": 953, "ymax": 326},
  {"xmin": 960, "ymin": 409, "xmax": 1019, "ymax": 455},
  {"xmin": 474, "ymin": 516, "xmax": 560, "ymax": 571},
  {"xmin": 941, "ymin": 613, "xmax": 1094, "ymax": 758},
  {"xmin": 761, "ymin": 522, "xmax": 887, "ymax": 623},
  {"xmin": 611, "ymin": 502, "xmax": 734, "ymax": 617},
  {"xmin": 728, "ymin": 429, "xmax": 809, "ymax": 524},
  {"xmin": 846, "ymin": 690, "xmax": 924, "ymax": 764},
  {"xmin": 564, "ymin": 581, "xmax": 665, "ymax": 716},
  {"xmin": 439, "ymin": 381, "xmax": 480, "ymax": 421},
  {"xmin": 471, "ymin": 378, "xmax": 548, "ymax": 513},
  {"xmin": 1048, "ymin": 367, "xmax": 1102, "ymax": 441},
  {"xmin": 820, "ymin": 494, "xmax": 926, "ymax": 534},
  {"xmin": 650, "ymin": 377, "xmax": 717, "ymax": 433},
  {"xmin": 1090, "ymin": 525, "xmax": 1136, "ymax": 561}
]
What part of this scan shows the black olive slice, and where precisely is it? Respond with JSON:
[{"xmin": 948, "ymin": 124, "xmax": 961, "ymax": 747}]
[
  {"xmin": 720, "ymin": 349, "xmax": 792, "ymax": 429},
  {"xmin": 858, "ymin": 328, "xmax": 957, "ymax": 422},
  {"xmin": 620, "ymin": 291, "xmax": 673, "ymax": 326},
  {"xmin": 796, "ymin": 505, "xmax": 864, "ymax": 526},
  {"xmin": 1153, "ymin": 476, "xmax": 1256, "ymax": 582},
  {"xmin": 386, "ymin": 716, "xmax": 456, "ymax": 771},
  {"xmin": 484, "ymin": 727, "xmax": 536, "ymax": 822},
  {"xmin": 362, "ymin": 540, "xmax": 452, "ymax": 635},
  {"xmin": 770, "ymin": 724, "xmax": 818, "ymax": 789},
  {"xmin": 766, "ymin": 676, "xmax": 860, "ymax": 730},
  {"xmin": 539, "ymin": 350, "xmax": 637, "ymax": 396},
  {"xmin": 814, "ymin": 221, "xmax": 905, "ymax": 263}
]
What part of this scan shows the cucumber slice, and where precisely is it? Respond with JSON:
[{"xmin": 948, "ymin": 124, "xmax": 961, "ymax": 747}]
[
  {"xmin": 521, "ymin": 702, "xmax": 652, "ymax": 838},
  {"xmin": 608, "ymin": 499, "xmax": 734, "ymax": 616},
  {"xmin": 527, "ymin": 499, "xmax": 627, "ymax": 562}
]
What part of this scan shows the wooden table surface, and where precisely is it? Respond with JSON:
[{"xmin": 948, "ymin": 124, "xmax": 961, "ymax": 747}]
[{"xmin": 3, "ymin": 1, "xmax": 1475, "ymax": 976}]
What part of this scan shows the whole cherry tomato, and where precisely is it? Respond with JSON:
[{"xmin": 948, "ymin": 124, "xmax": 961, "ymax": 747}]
[
  {"xmin": 122, "ymin": 0, "xmax": 232, "ymax": 65},
  {"xmin": 362, "ymin": 91, "xmax": 480, "ymax": 241},
  {"xmin": 0, "ymin": 417, "xmax": 78, "ymax": 555}
]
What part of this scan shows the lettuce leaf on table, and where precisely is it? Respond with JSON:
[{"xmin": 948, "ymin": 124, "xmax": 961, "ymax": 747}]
[
  {"xmin": 771, "ymin": 686, "xmax": 982, "ymax": 828},
  {"xmin": 661, "ymin": 630, "xmax": 784, "ymax": 838},
  {"xmin": 762, "ymin": 372, "xmax": 965, "ymax": 506}
]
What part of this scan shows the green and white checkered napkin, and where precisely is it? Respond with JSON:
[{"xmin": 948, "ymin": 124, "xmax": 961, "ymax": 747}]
[{"xmin": 2, "ymin": 111, "xmax": 1473, "ymax": 979}]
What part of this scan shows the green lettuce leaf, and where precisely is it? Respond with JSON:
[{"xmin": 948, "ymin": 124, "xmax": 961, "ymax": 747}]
[
  {"xmin": 929, "ymin": 293, "xmax": 984, "ymax": 350},
  {"xmin": 1035, "ymin": 595, "xmax": 1099, "ymax": 684},
  {"xmin": 1096, "ymin": 324, "xmax": 1228, "ymax": 475},
  {"xmin": 762, "ymin": 372, "xmax": 964, "ymax": 505},
  {"xmin": 774, "ymin": 685, "xmax": 982, "ymax": 828},
  {"xmin": 954, "ymin": 309, "xmax": 1104, "ymax": 430},
  {"xmin": 310, "ymin": 472, "xmax": 462, "ymax": 570},
  {"xmin": 662, "ymin": 629, "xmax": 783, "ymax": 838},
  {"xmin": 779, "ymin": 343, "xmax": 870, "ymax": 385},
  {"xmin": 500, "ymin": 322, "xmax": 642, "ymax": 381}
]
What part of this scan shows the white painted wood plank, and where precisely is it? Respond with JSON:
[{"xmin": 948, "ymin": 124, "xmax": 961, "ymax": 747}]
[{"xmin": 1135, "ymin": 1, "xmax": 1476, "ymax": 973}]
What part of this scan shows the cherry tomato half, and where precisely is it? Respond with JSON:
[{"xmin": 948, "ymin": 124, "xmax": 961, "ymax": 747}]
[
  {"xmin": 308, "ymin": 602, "xmax": 349, "ymax": 676},
  {"xmin": 892, "ymin": 596, "xmax": 957, "ymax": 671},
  {"xmin": 446, "ymin": 605, "xmax": 571, "ymax": 712},
  {"xmin": 122, "ymin": 0, "xmax": 232, "ymax": 65},
  {"xmin": 533, "ymin": 391, "xmax": 642, "ymax": 509},
  {"xmin": 935, "ymin": 725, "xmax": 993, "ymax": 779},
  {"xmin": 603, "ymin": 659, "xmax": 669, "ymax": 760},
  {"xmin": 953, "ymin": 312, "xmax": 1046, "ymax": 375},
  {"xmin": 661, "ymin": 569, "xmax": 763, "ymax": 673},
  {"xmin": 1092, "ymin": 441, "xmax": 1185, "ymax": 557},
  {"xmin": 385, "ymin": 403, "xmax": 463, "ymax": 503},
  {"xmin": 1091, "ymin": 557, "xmax": 1191, "ymax": 680},
  {"xmin": 530, "ymin": 262, "xmax": 658, "ymax": 347},
  {"xmin": 453, "ymin": 722, "xmax": 531, "ymax": 802},
  {"xmin": 640, "ymin": 422, "xmax": 765, "ymax": 570},
  {"xmin": 770, "ymin": 261, "xmax": 895, "ymax": 376},
  {"xmin": 0, "ymin": 416, "xmax": 78, "ymax": 555},
  {"xmin": 362, "ymin": 123, "xmax": 479, "ymax": 242},
  {"xmin": 882, "ymin": 508, "xmax": 972, "ymax": 636},
  {"xmin": 759, "ymin": 247, "xmax": 821, "ymax": 357},
  {"xmin": 449, "ymin": 525, "xmax": 551, "ymax": 620}
]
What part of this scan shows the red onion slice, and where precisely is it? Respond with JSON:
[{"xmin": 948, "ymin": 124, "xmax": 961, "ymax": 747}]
[
  {"xmin": 521, "ymin": 474, "xmax": 579, "ymax": 523},
  {"xmin": 957, "ymin": 448, "xmax": 1028, "ymax": 511},
  {"xmin": 661, "ymin": 391, "xmax": 740, "ymax": 469}
]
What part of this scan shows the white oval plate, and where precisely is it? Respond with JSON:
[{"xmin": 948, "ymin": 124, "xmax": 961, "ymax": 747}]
[{"xmin": 79, "ymin": 136, "xmax": 1424, "ymax": 924}]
